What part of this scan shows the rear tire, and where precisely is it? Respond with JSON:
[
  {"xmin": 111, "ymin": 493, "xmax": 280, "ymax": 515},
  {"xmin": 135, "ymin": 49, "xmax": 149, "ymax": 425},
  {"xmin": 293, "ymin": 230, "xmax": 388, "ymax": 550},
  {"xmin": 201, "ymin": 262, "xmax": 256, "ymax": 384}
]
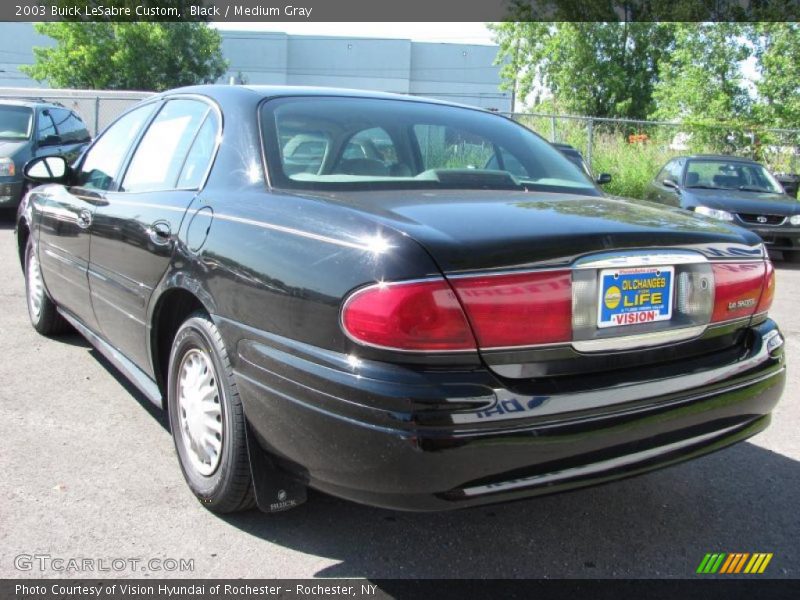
[
  {"xmin": 24, "ymin": 238, "xmax": 69, "ymax": 335},
  {"xmin": 167, "ymin": 312, "xmax": 255, "ymax": 513}
]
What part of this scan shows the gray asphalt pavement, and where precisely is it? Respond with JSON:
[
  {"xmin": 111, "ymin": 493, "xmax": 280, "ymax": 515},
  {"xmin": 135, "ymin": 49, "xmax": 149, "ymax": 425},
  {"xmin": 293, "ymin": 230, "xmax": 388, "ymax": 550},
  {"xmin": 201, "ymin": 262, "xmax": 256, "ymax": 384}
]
[{"xmin": 0, "ymin": 219, "xmax": 798, "ymax": 580}]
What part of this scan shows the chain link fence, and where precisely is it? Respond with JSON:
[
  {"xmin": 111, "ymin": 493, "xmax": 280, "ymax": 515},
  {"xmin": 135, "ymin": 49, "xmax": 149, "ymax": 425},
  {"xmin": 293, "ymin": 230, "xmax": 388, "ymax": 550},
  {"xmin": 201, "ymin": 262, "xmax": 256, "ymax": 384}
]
[
  {"xmin": 508, "ymin": 112, "xmax": 800, "ymax": 199},
  {"xmin": 0, "ymin": 87, "xmax": 153, "ymax": 136}
]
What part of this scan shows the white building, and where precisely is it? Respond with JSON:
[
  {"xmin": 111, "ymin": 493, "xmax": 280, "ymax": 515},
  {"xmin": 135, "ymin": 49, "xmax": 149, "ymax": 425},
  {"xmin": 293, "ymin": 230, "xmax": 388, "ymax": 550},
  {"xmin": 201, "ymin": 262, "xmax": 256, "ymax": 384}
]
[{"xmin": 0, "ymin": 23, "xmax": 510, "ymax": 112}]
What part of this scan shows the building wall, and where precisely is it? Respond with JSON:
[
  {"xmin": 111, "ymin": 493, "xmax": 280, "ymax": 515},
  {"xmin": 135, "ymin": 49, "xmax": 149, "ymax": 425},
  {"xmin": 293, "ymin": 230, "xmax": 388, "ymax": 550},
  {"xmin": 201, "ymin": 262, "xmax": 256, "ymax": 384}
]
[
  {"xmin": 0, "ymin": 22, "xmax": 55, "ymax": 88},
  {"xmin": 0, "ymin": 24, "xmax": 510, "ymax": 112}
]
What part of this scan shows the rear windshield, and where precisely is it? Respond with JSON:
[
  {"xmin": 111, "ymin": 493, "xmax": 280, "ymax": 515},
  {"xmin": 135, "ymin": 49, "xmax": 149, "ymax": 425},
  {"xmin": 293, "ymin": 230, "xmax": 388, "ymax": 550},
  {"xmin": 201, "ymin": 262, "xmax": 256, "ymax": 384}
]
[
  {"xmin": 260, "ymin": 96, "xmax": 598, "ymax": 194},
  {"xmin": 0, "ymin": 105, "xmax": 33, "ymax": 140}
]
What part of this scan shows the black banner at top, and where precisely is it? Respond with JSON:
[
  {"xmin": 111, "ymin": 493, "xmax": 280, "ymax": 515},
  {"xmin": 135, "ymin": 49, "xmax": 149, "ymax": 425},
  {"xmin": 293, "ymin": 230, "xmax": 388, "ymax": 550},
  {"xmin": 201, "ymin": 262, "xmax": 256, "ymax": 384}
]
[{"xmin": 3, "ymin": 0, "xmax": 800, "ymax": 22}]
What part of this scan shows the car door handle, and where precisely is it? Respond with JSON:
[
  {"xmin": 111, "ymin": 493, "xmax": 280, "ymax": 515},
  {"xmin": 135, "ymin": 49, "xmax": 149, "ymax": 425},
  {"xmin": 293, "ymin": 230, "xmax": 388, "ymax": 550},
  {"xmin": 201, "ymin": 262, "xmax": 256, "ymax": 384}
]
[
  {"xmin": 148, "ymin": 221, "xmax": 172, "ymax": 246},
  {"xmin": 77, "ymin": 209, "xmax": 92, "ymax": 229}
]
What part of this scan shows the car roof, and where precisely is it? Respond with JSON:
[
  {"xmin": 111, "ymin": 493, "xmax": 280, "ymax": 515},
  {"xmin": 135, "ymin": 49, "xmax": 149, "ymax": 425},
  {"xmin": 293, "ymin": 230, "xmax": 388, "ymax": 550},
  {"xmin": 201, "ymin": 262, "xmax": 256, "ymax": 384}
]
[
  {"xmin": 0, "ymin": 98, "xmax": 66, "ymax": 109},
  {"xmin": 680, "ymin": 154, "xmax": 760, "ymax": 163},
  {"xmin": 161, "ymin": 84, "xmax": 489, "ymax": 112}
]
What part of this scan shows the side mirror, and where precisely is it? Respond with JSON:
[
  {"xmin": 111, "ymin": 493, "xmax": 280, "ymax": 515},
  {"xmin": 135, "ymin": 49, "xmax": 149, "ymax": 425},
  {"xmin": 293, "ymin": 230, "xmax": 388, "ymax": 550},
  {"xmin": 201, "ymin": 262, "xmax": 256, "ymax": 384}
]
[
  {"xmin": 38, "ymin": 134, "xmax": 62, "ymax": 147},
  {"xmin": 24, "ymin": 156, "xmax": 69, "ymax": 183},
  {"xmin": 663, "ymin": 179, "xmax": 680, "ymax": 191},
  {"xmin": 596, "ymin": 173, "xmax": 612, "ymax": 185}
]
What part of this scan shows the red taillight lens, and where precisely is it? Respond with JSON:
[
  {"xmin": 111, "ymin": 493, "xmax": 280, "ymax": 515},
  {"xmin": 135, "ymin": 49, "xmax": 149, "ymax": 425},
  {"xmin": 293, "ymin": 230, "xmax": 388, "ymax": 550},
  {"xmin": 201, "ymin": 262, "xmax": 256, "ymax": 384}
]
[
  {"xmin": 341, "ymin": 279, "xmax": 477, "ymax": 351},
  {"xmin": 450, "ymin": 270, "xmax": 572, "ymax": 348},
  {"xmin": 756, "ymin": 260, "xmax": 775, "ymax": 315},
  {"xmin": 711, "ymin": 262, "xmax": 767, "ymax": 323}
]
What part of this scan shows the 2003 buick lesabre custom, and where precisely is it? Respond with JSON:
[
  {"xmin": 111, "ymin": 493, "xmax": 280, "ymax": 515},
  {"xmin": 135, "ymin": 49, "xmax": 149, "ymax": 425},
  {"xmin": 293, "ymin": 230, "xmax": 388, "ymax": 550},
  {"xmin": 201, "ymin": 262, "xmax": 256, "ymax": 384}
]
[{"xmin": 16, "ymin": 86, "xmax": 785, "ymax": 513}]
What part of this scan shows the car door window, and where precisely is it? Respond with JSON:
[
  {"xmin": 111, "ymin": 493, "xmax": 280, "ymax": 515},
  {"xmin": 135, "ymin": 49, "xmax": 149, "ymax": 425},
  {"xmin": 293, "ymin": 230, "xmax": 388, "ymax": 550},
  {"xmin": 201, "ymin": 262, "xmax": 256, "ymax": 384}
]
[
  {"xmin": 50, "ymin": 108, "xmax": 90, "ymax": 144},
  {"xmin": 669, "ymin": 160, "xmax": 684, "ymax": 183},
  {"xmin": 37, "ymin": 110, "xmax": 57, "ymax": 143},
  {"xmin": 657, "ymin": 160, "xmax": 682, "ymax": 185},
  {"xmin": 121, "ymin": 99, "xmax": 210, "ymax": 193},
  {"xmin": 176, "ymin": 111, "xmax": 219, "ymax": 189},
  {"xmin": 76, "ymin": 103, "xmax": 158, "ymax": 191}
]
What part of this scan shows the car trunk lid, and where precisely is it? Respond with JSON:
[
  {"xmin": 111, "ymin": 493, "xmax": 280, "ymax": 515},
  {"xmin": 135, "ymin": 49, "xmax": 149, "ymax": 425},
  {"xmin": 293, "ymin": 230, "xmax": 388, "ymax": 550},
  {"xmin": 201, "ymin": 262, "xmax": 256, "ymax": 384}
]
[{"xmin": 317, "ymin": 189, "xmax": 771, "ymax": 378}]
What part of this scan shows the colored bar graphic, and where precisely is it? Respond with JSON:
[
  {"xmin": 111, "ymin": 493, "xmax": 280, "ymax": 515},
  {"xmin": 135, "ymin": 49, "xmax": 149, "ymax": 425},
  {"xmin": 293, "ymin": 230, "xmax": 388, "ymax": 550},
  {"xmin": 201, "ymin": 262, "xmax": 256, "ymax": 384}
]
[
  {"xmin": 719, "ymin": 554, "xmax": 736, "ymax": 574},
  {"xmin": 734, "ymin": 553, "xmax": 750, "ymax": 573},
  {"xmin": 759, "ymin": 554, "xmax": 774, "ymax": 573},
  {"xmin": 700, "ymin": 552, "xmax": 773, "ymax": 574},
  {"xmin": 696, "ymin": 554, "xmax": 713, "ymax": 574}
]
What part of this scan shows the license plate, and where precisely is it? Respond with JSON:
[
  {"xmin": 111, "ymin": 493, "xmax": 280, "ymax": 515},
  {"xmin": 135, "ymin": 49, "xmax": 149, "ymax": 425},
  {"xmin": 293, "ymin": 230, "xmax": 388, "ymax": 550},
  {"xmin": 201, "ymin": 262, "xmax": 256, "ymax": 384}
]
[{"xmin": 597, "ymin": 266, "xmax": 674, "ymax": 328}]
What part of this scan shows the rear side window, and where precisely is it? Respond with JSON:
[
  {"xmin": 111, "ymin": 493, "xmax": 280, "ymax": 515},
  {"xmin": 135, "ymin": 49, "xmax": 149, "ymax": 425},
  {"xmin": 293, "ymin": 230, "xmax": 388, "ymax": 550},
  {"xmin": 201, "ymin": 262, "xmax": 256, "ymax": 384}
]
[
  {"xmin": 76, "ymin": 103, "xmax": 158, "ymax": 191},
  {"xmin": 50, "ymin": 108, "xmax": 90, "ymax": 144},
  {"xmin": 121, "ymin": 99, "xmax": 210, "ymax": 193},
  {"xmin": 176, "ymin": 111, "xmax": 219, "ymax": 189},
  {"xmin": 37, "ymin": 110, "xmax": 57, "ymax": 141}
]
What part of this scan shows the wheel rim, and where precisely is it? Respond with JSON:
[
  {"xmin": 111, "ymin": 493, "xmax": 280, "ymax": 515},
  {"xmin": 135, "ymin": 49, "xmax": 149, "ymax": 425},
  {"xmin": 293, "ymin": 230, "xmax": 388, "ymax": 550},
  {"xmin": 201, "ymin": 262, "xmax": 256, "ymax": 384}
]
[
  {"xmin": 27, "ymin": 248, "xmax": 44, "ymax": 321},
  {"xmin": 177, "ymin": 348, "xmax": 224, "ymax": 476}
]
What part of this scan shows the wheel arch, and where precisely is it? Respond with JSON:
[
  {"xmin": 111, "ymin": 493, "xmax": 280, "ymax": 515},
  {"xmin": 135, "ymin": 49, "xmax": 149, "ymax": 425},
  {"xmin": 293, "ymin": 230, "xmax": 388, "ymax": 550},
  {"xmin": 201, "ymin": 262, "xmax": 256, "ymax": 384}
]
[
  {"xmin": 148, "ymin": 283, "xmax": 216, "ymax": 400},
  {"xmin": 16, "ymin": 217, "xmax": 29, "ymax": 271}
]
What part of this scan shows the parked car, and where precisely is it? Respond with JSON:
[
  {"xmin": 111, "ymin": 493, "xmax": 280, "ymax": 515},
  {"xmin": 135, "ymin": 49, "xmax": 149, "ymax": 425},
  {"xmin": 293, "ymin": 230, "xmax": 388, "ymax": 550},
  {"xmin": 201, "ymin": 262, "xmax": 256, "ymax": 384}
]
[
  {"xmin": 553, "ymin": 142, "xmax": 612, "ymax": 185},
  {"xmin": 0, "ymin": 99, "xmax": 90, "ymax": 214},
  {"xmin": 645, "ymin": 155, "xmax": 800, "ymax": 262},
  {"xmin": 16, "ymin": 86, "xmax": 785, "ymax": 514}
]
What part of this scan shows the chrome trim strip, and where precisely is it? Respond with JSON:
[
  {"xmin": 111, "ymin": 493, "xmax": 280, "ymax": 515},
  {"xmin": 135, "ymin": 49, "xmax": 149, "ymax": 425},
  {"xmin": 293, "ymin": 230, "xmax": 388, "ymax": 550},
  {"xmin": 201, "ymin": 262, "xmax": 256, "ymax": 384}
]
[
  {"xmin": 461, "ymin": 424, "xmax": 744, "ymax": 497},
  {"xmin": 709, "ymin": 316, "xmax": 752, "ymax": 328},
  {"xmin": 574, "ymin": 250, "xmax": 708, "ymax": 270},
  {"xmin": 89, "ymin": 263, "xmax": 153, "ymax": 292},
  {"xmin": 446, "ymin": 266, "xmax": 570, "ymax": 279},
  {"xmin": 42, "ymin": 247, "xmax": 82, "ymax": 269},
  {"xmin": 571, "ymin": 325, "xmax": 706, "ymax": 353},
  {"xmin": 57, "ymin": 309, "xmax": 162, "ymax": 409},
  {"xmin": 213, "ymin": 213, "xmax": 386, "ymax": 253}
]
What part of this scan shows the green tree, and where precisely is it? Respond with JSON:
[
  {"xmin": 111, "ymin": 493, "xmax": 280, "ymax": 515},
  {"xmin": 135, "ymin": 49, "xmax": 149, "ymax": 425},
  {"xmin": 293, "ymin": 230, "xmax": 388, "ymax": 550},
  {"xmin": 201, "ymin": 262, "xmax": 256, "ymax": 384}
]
[
  {"xmin": 490, "ymin": 22, "xmax": 673, "ymax": 119},
  {"xmin": 753, "ymin": 23, "xmax": 800, "ymax": 129},
  {"xmin": 650, "ymin": 23, "xmax": 752, "ymax": 124},
  {"xmin": 22, "ymin": 22, "xmax": 227, "ymax": 91}
]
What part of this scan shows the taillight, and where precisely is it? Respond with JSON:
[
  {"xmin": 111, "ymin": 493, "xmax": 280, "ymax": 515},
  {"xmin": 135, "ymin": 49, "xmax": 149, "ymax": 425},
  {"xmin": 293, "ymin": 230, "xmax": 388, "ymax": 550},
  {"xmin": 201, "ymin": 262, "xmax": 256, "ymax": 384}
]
[
  {"xmin": 341, "ymin": 279, "xmax": 476, "ymax": 351},
  {"xmin": 342, "ymin": 259, "xmax": 775, "ymax": 354},
  {"xmin": 711, "ymin": 262, "xmax": 768, "ymax": 323},
  {"xmin": 450, "ymin": 270, "xmax": 572, "ymax": 347},
  {"xmin": 755, "ymin": 260, "xmax": 775, "ymax": 315}
]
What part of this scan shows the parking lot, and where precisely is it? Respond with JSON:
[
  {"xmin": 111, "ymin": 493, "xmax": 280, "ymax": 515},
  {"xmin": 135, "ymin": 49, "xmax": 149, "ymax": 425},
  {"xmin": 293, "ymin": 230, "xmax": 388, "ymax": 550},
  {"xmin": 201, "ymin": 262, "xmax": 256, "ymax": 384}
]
[{"xmin": 0, "ymin": 219, "xmax": 797, "ymax": 580}]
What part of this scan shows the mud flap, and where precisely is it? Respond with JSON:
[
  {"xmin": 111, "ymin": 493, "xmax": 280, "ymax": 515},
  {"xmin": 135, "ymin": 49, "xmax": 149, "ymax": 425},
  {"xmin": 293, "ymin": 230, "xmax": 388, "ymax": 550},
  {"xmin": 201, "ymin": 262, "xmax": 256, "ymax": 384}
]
[{"xmin": 245, "ymin": 422, "xmax": 307, "ymax": 512}]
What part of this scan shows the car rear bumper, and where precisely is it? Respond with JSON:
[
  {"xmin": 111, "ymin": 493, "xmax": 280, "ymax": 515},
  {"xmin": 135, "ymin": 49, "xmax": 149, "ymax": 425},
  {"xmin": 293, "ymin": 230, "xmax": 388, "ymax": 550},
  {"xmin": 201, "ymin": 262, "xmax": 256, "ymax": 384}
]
[{"xmin": 221, "ymin": 317, "xmax": 786, "ymax": 511}]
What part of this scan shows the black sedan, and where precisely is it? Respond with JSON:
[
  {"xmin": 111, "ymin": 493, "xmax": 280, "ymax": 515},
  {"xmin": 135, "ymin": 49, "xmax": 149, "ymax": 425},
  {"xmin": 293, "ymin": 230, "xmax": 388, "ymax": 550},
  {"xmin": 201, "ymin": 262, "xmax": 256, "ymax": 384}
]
[
  {"xmin": 645, "ymin": 155, "xmax": 800, "ymax": 262},
  {"xmin": 16, "ymin": 86, "xmax": 785, "ymax": 514}
]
